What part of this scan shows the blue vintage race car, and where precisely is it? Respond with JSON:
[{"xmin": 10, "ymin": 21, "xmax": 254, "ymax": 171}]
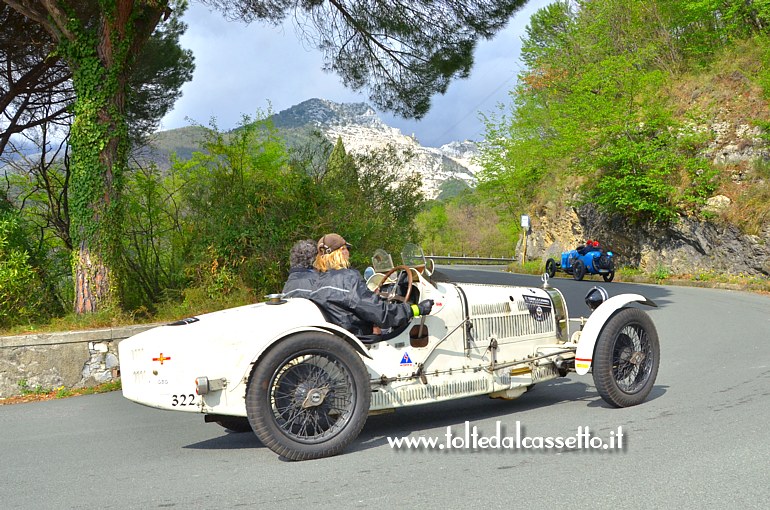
[{"xmin": 545, "ymin": 240, "xmax": 615, "ymax": 282}]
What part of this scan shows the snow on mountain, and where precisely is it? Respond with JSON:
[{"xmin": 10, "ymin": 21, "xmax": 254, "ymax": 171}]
[{"xmin": 274, "ymin": 99, "xmax": 480, "ymax": 199}]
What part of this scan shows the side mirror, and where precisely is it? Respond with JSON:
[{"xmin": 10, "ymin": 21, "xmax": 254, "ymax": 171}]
[{"xmin": 585, "ymin": 286, "xmax": 609, "ymax": 311}]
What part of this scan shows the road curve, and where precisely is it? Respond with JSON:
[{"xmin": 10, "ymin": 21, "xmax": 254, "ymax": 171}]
[{"xmin": 1, "ymin": 266, "xmax": 768, "ymax": 509}]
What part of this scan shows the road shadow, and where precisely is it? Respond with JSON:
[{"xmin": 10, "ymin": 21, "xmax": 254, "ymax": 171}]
[
  {"xmin": 184, "ymin": 428, "xmax": 263, "ymax": 450},
  {"xmin": 180, "ymin": 379, "xmax": 667, "ymax": 456},
  {"xmin": 350, "ymin": 379, "xmax": 668, "ymax": 454},
  {"xmin": 585, "ymin": 383, "xmax": 668, "ymax": 408}
]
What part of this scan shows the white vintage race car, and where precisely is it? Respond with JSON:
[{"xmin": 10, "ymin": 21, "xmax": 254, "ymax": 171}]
[{"xmin": 119, "ymin": 244, "xmax": 659, "ymax": 461}]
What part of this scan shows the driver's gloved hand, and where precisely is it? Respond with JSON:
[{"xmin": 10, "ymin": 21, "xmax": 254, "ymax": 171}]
[{"xmin": 411, "ymin": 299, "xmax": 434, "ymax": 317}]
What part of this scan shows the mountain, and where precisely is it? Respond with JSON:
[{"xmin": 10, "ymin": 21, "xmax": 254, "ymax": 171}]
[
  {"xmin": 146, "ymin": 99, "xmax": 481, "ymax": 199},
  {"xmin": 300, "ymin": 99, "xmax": 481, "ymax": 199}
]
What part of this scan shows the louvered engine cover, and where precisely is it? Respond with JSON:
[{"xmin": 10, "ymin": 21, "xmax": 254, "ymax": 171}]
[{"xmin": 456, "ymin": 283, "xmax": 557, "ymax": 346}]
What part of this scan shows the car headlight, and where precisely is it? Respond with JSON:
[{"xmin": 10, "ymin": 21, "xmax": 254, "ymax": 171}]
[
  {"xmin": 585, "ymin": 286, "xmax": 609, "ymax": 311},
  {"xmin": 543, "ymin": 287, "xmax": 568, "ymax": 339}
]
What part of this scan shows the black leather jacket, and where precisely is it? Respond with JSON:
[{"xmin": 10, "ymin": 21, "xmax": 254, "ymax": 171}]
[{"xmin": 305, "ymin": 268, "xmax": 414, "ymax": 337}]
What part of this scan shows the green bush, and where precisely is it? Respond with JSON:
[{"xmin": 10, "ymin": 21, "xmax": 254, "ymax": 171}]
[
  {"xmin": 0, "ymin": 215, "xmax": 47, "ymax": 327},
  {"xmin": 651, "ymin": 264, "xmax": 671, "ymax": 281}
]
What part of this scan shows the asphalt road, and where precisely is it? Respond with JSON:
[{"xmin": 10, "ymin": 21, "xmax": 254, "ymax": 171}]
[{"xmin": 2, "ymin": 266, "xmax": 769, "ymax": 509}]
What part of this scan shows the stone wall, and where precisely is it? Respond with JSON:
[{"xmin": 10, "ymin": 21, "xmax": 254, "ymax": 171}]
[{"xmin": 0, "ymin": 324, "xmax": 156, "ymax": 398}]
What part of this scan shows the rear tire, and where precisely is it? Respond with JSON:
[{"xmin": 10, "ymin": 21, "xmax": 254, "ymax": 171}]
[
  {"xmin": 246, "ymin": 332, "xmax": 371, "ymax": 460},
  {"xmin": 602, "ymin": 271, "xmax": 615, "ymax": 282},
  {"xmin": 545, "ymin": 258, "xmax": 557, "ymax": 278},
  {"xmin": 592, "ymin": 308, "xmax": 659, "ymax": 407},
  {"xmin": 572, "ymin": 259, "xmax": 586, "ymax": 281}
]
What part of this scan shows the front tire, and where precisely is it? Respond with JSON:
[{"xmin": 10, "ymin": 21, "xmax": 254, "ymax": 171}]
[
  {"xmin": 592, "ymin": 308, "xmax": 659, "ymax": 407},
  {"xmin": 246, "ymin": 332, "xmax": 371, "ymax": 460},
  {"xmin": 545, "ymin": 258, "xmax": 557, "ymax": 278}
]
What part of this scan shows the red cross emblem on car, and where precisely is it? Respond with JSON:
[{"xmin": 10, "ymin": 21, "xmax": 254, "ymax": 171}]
[{"xmin": 152, "ymin": 353, "xmax": 171, "ymax": 365}]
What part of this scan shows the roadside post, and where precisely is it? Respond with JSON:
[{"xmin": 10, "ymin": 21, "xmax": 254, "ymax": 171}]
[{"xmin": 521, "ymin": 214, "xmax": 530, "ymax": 265}]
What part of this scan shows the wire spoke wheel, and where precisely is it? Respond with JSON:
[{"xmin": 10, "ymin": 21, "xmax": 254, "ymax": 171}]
[
  {"xmin": 593, "ymin": 308, "xmax": 659, "ymax": 407},
  {"xmin": 572, "ymin": 259, "xmax": 586, "ymax": 280},
  {"xmin": 610, "ymin": 324, "xmax": 653, "ymax": 393},
  {"xmin": 270, "ymin": 353, "xmax": 355, "ymax": 443},
  {"xmin": 246, "ymin": 332, "xmax": 370, "ymax": 460}
]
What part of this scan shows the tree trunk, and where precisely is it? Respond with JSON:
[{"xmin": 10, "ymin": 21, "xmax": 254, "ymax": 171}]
[
  {"xmin": 74, "ymin": 241, "xmax": 111, "ymax": 313},
  {"xmin": 64, "ymin": 2, "xmax": 167, "ymax": 314},
  {"xmin": 2, "ymin": 1, "xmax": 166, "ymax": 314},
  {"xmin": 67, "ymin": 19, "xmax": 124, "ymax": 313}
]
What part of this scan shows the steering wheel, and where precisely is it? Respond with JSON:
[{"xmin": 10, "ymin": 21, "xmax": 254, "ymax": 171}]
[{"xmin": 374, "ymin": 265, "xmax": 413, "ymax": 303}]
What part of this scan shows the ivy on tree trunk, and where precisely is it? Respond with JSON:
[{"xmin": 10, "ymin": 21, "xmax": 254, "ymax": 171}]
[
  {"xmin": 3, "ymin": 0, "xmax": 167, "ymax": 313},
  {"xmin": 65, "ymin": 17, "xmax": 126, "ymax": 313}
]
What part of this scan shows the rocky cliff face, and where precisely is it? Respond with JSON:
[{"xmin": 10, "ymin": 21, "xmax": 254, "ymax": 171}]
[
  {"xmin": 527, "ymin": 202, "xmax": 770, "ymax": 276},
  {"xmin": 274, "ymin": 99, "xmax": 480, "ymax": 199},
  {"xmin": 525, "ymin": 119, "xmax": 770, "ymax": 276}
]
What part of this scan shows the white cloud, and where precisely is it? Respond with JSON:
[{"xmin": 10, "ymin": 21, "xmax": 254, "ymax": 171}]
[{"xmin": 160, "ymin": 0, "xmax": 553, "ymax": 147}]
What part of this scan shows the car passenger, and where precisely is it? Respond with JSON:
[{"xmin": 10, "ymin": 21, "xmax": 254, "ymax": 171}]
[
  {"xmin": 577, "ymin": 239, "xmax": 598, "ymax": 255},
  {"xmin": 309, "ymin": 233, "xmax": 433, "ymax": 338},
  {"xmin": 282, "ymin": 239, "xmax": 319, "ymax": 298}
]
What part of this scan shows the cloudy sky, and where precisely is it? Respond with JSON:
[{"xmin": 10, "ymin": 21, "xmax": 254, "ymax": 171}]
[{"xmin": 159, "ymin": 0, "xmax": 552, "ymax": 148}]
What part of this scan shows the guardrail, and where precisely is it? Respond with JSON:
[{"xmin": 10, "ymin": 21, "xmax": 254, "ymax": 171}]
[{"xmin": 426, "ymin": 255, "xmax": 516, "ymax": 263}]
